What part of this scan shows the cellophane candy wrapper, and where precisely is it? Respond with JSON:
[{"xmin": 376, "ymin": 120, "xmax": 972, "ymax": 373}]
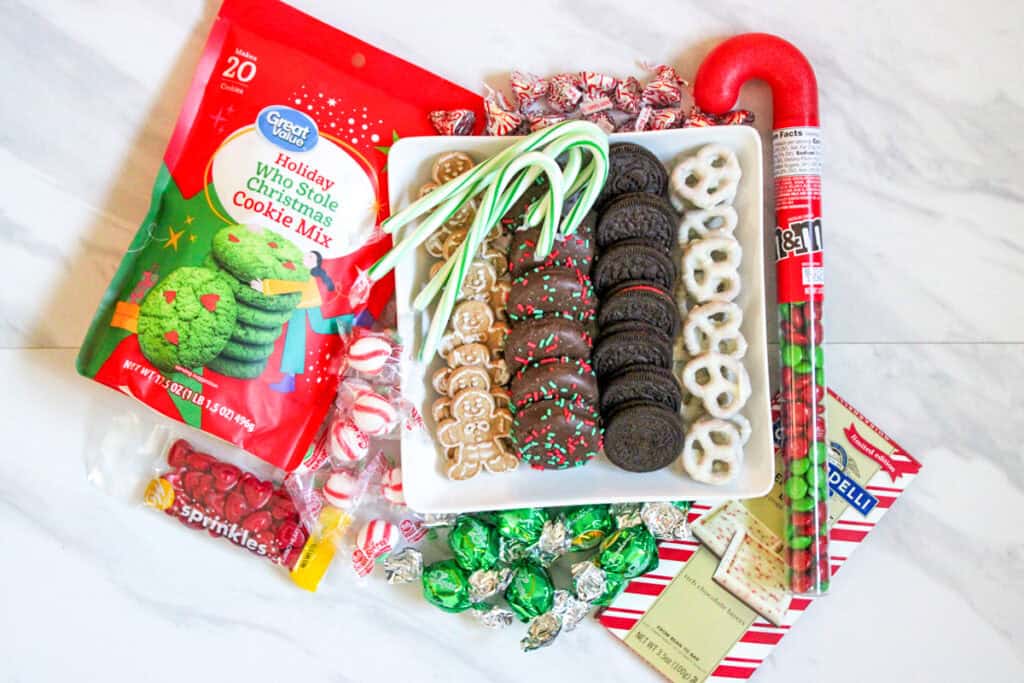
[
  {"xmin": 86, "ymin": 412, "xmax": 339, "ymax": 591},
  {"xmin": 284, "ymin": 320, "xmax": 426, "ymax": 581},
  {"xmin": 289, "ymin": 437, "xmax": 425, "ymax": 583},
  {"xmin": 437, "ymin": 66, "xmax": 754, "ymax": 136},
  {"xmin": 75, "ymin": 0, "xmax": 482, "ymax": 473}
]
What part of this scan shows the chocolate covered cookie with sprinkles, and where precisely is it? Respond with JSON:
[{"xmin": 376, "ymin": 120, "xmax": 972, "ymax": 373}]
[
  {"xmin": 509, "ymin": 211, "xmax": 596, "ymax": 276},
  {"xmin": 507, "ymin": 265, "xmax": 596, "ymax": 324},
  {"xmin": 511, "ymin": 397, "xmax": 602, "ymax": 470},
  {"xmin": 504, "ymin": 318, "xmax": 592, "ymax": 376}
]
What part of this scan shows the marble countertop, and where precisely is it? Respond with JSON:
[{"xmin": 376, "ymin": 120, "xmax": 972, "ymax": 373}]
[{"xmin": 1, "ymin": 0, "xmax": 1022, "ymax": 681}]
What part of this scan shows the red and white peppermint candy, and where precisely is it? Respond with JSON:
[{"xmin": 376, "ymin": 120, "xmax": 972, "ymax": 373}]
[
  {"xmin": 330, "ymin": 419, "xmax": 369, "ymax": 462},
  {"xmin": 323, "ymin": 470, "xmax": 360, "ymax": 508},
  {"xmin": 429, "ymin": 109, "xmax": 476, "ymax": 135},
  {"xmin": 351, "ymin": 391, "xmax": 398, "ymax": 436},
  {"xmin": 579, "ymin": 71, "xmax": 617, "ymax": 98},
  {"xmin": 345, "ymin": 335, "xmax": 393, "ymax": 375},
  {"xmin": 381, "ymin": 466, "xmax": 405, "ymax": 506},
  {"xmin": 614, "ymin": 76, "xmax": 643, "ymax": 114},
  {"xmin": 509, "ymin": 70, "xmax": 547, "ymax": 109},
  {"xmin": 483, "ymin": 94, "xmax": 524, "ymax": 136},
  {"xmin": 683, "ymin": 108, "xmax": 717, "ymax": 128},
  {"xmin": 642, "ymin": 77, "xmax": 684, "ymax": 107},
  {"xmin": 528, "ymin": 113, "xmax": 567, "ymax": 132},
  {"xmin": 649, "ymin": 108, "xmax": 684, "ymax": 130},
  {"xmin": 356, "ymin": 518, "xmax": 400, "ymax": 560},
  {"xmin": 717, "ymin": 109, "xmax": 755, "ymax": 126},
  {"xmin": 546, "ymin": 74, "xmax": 583, "ymax": 113}
]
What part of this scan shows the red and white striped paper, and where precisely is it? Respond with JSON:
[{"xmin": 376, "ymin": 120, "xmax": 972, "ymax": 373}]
[{"xmin": 600, "ymin": 390, "xmax": 922, "ymax": 681}]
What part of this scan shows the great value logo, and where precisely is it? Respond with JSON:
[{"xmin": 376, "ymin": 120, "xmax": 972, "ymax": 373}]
[{"xmin": 256, "ymin": 105, "xmax": 319, "ymax": 153}]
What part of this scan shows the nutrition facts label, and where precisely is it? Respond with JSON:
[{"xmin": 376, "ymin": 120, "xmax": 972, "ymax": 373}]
[{"xmin": 772, "ymin": 127, "xmax": 823, "ymax": 178}]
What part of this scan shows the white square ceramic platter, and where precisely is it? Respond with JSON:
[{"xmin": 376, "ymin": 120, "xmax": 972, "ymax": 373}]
[{"xmin": 389, "ymin": 126, "xmax": 771, "ymax": 513}]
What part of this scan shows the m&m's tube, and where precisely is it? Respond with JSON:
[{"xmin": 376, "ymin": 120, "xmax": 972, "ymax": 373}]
[{"xmin": 695, "ymin": 33, "xmax": 830, "ymax": 595}]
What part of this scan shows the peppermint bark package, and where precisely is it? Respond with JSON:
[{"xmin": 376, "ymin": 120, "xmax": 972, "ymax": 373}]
[
  {"xmin": 600, "ymin": 389, "xmax": 923, "ymax": 682},
  {"xmin": 77, "ymin": 0, "xmax": 482, "ymax": 470}
]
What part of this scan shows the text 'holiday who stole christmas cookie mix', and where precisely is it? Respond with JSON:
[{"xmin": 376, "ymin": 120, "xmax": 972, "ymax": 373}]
[{"xmin": 77, "ymin": 0, "xmax": 481, "ymax": 470}]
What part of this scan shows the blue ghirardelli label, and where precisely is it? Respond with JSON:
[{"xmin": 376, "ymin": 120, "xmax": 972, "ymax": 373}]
[
  {"xmin": 256, "ymin": 105, "xmax": 319, "ymax": 153},
  {"xmin": 828, "ymin": 457, "xmax": 878, "ymax": 516}
]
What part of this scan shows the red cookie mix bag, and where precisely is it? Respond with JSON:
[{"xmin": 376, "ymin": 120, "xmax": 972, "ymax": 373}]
[{"xmin": 76, "ymin": 0, "xmax": 482, "ymax": 471}]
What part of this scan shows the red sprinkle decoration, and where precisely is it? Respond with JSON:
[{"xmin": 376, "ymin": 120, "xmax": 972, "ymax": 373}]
[
  {"xmin": 199, "ymin": 293, "xmax": 220, "ymax": 312},
  {"xmin": 165, "ymin": 330, "xmax": 180, "ymax": 346}
]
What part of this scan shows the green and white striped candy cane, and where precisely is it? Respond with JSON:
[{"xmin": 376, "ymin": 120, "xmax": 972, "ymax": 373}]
[
  {"xmin": 419, "ymin": 152, "xmax": 565, "ymax": 361},
  {"xmin": 532, "ymin": 134, "xmax": 609, "ymax": 258},
  {"xmin": 367, "ymin": 121, "xmax": 607, "ymax": 282}
]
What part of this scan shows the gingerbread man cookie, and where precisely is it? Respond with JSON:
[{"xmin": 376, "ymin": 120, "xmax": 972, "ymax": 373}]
[{"xmin": 436, "ymin": 388, "xmax": 516, "ymax": 480}]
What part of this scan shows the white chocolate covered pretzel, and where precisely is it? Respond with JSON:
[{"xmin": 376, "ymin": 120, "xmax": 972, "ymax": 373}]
[
  {"xmin": 681, "ymin": 351, "xmax": 751, "ymax": 419},
  {"xmin": 683, "ymin": 301, "xmax": 748, "ymax": 359},
  {"xmin": 682, "ymin": 236, "xmax": 742, "ymax": 303},
  {"xmin": 669, "ymin": 144, "xmax": 742, "ymax": 210},
  {"xmin": 682, "ymin": 417, "xmax": 743, "ymax": 485},
  {"xmin": 678, "ymin": 205, "xmax": 739, "ymax": 244}
]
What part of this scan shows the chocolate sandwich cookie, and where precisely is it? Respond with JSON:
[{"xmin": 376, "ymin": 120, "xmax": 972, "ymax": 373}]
[
  {"xmin": 592, "ymin": 324, "xmax": 673, "ymax": 377},
  {"xmin": 504, "ymin": 318, "xmax": 592, "ymax": 376},
  {"xmin": 507, "ymin": 266, "xmax": 596, "ymax": 324},
  {"xmin": 512, "ymin": 398, "xmax": 602, "ymax": 470},
  {"xmin": 603, "ymin": 400, "xmax": 684, "ymax": 472},
  {"xmin": 510, "ymin": 357, "xmax": 599, "ymax": 410},
  {"xmin": 600, "ymin": 364, "xmax": 682, "ymax": 414},
  {"xmin": 593, "ymin": 241, "xmax": 676, "ymax": 296},
  {"xmin": 598, "ymin": 281, "xmax": 681, "ymax": 337},
  {"xmin": 509, "ymin": 211, "xmax": 596, "ymax": 276},
  {"xmin": 597, "ymin": 142, "xmax": 669, "ymax": 207},
  {"xmin": 596, "ymin": 193, "xmax": 676, "ymax": 252}
]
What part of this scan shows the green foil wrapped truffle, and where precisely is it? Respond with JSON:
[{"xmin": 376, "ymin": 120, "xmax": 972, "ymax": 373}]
[
  {"xmin": 597, "ymin": 525, "xmax": 658, "ymax": 579},
  {"xmin": 448, "ymin": 515, "xmax": 499, "ymax": 571},
  {"xmin": 493, "ymin": 508, "xmax": 549, "ymax": 545},
  {"xmin": 422, "ymin": 559, "xmax": 472, "ymax": 613},
  {"xmin": 563, "ymin": 505, "xmax": 614, "ymax": 551},
  {"xmin": 504, "ymin": 561, "xmax": 555, "ymax": 622}
]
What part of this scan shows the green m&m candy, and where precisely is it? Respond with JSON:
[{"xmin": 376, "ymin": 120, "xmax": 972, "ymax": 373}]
[
  {"xmin": 448, "ymin": 516, "xmax": 499, "ymax": 571},
  {"xmin": 597, "ymin": 525, "xmax": 658, "ymax": 579},
  {"xmin": 780, "ymin": 303, "xmax": 791, "ymax": 320},
  {"xmin": 504, "ymin": 561, "xmax": 555, "ymax": 622},
  {"xmin": 815, "ymin": 367, "xmax": 825, "ymax": 386},
  {"xmin": 814, "ymin": 346, "xmax": 825, "ymax": 366},
  {"xmin": 791, "ymin": 457, "xmax": 811, "ymax": 476},
  {"xmin": 493, "ymin": 508, "xmax": 549, "ymax": 545},
  {"xmin": 784, "ymin": 475, "xmax": 808, "ymax": 500},
  {"xmin": 786, "ymin": 526, "xmax": 813, "ymax": 550},
  {"xmin": 422, "ymin": 559, "xmax": 471, "ymax": 613},
  {"xmin": 792, "ymin": 496, "xmax": 816, "ymax": 512},
  {"xmin": 564, "ymin": 505, "xmax": 614, "ymax": 551},
  {"xmin": 808, "ymin": 441, "xmax": 829, "ymax": 465},
  {"xmin": 781, "ymin": 344, "xmax": 804, "ymax": 367},
  {"xmin": 795, "ymin": 359, "xmax": 813, "ymax": 374},
  {"xmin": 810, "ymin": 466, "xmax": 830, "ymax": 497}
]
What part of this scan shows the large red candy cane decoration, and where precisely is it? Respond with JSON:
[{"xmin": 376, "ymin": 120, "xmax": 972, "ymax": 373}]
[{"xmin": 695, "ymin": 34, "xmax": 830, "ymax": 596}]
